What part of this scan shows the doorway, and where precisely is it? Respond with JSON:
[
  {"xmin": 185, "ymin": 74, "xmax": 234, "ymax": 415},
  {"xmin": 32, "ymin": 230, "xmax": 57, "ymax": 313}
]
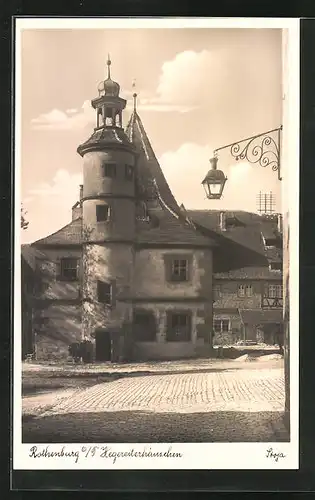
[{"xmin": 95, "ymin": 330, "xmax": 112, "ymax": 362}]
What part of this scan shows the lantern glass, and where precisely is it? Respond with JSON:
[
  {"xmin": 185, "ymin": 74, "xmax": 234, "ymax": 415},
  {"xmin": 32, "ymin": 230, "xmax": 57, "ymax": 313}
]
[{"xmin": 202, "ymin": 156, "xmax": 227, "ymax": 200}]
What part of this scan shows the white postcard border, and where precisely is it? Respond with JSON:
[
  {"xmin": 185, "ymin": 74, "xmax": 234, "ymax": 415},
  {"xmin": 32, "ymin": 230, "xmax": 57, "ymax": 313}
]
[{"xmin": 13, "ymin": 17, "xmax": 300, "ymax": 471}]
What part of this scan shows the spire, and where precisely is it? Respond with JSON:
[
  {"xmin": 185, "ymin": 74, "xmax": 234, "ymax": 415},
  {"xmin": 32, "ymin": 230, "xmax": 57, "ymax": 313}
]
[
  {"xmin": 107, "ymin": 54, "xmax": 111, "ymax": 79},
  {"xmin": 125, "ymin": 110, "xmax": 179, "ymax": 213},
  {"xmin": 132, "ymin": 79, "xmax": 137, "ymax": 112}
]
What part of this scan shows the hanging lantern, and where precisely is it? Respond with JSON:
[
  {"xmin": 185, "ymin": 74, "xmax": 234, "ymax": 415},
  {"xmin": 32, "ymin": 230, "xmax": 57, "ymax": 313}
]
[{"xmin": 202, "ymin": 156, "xmax": 227, "ymax": 200}]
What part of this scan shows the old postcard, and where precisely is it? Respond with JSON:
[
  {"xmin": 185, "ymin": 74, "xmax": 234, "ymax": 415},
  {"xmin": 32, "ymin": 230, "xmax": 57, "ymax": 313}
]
[{"xmin": 14, "ymin": 17, "xmax": 299, "ymax": 471}]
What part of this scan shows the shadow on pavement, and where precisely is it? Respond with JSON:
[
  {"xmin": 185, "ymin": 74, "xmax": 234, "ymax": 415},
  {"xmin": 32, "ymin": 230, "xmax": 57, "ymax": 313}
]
[{"xmin": 23, "ymin": 410, "xmax": 289, "ymax": 443}]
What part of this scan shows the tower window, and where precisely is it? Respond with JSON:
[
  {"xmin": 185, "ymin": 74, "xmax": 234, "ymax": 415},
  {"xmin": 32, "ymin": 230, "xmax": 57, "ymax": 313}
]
[
  {"xmin": 59, "ymin": 258, "xmax": 79, "ymax": 281},
  {"xmin": 103, "ymin": 163, "xmax": 116, "ymax": 178},
  {"xmin": 96, "ymin": 204, "xmax": 110, "ymax": 222},
  {"xmin": 125, "ymin": 165, "xmax": 134, "ymax": 181},
  {"xmin": 97, "ymin": 280, "xmax": 112, "ymax": 305},
  {"xmin": 136, "ymin": 202, "xmax": 149, "ymax": 221}
]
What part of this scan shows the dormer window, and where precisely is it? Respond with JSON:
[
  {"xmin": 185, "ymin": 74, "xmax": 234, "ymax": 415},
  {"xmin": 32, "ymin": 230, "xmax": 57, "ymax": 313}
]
[
  {"xmin": 125, "ymin": 165, "xmax": 134, "ymax": 181},
  {"xmin": 264, "ymin": 237, "xmax": 278, "ymax": 247},
  {"xmin": 96, "ymin": 204, "xmax": 110, "ymax": 222},
  {"xmin": 269, "ymin": 262, "xmax": 282, "ymax": 271},
  {"xmin": 136, "ymin": 201, "xmax": 149, "ymax": 221},
  {"xmin": 103, "ymin": 163, "xmax": 116, "ymax": 178}
]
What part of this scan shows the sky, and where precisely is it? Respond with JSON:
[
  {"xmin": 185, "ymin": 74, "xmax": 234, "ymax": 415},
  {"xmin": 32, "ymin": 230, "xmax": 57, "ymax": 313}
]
[{"xmin": 19, "ymin": 26, "xmax": 283, "ymax": 244}]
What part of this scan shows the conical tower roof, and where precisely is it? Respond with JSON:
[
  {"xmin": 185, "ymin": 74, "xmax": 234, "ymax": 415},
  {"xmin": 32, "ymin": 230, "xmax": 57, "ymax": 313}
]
[{"xmin": 125, "ymin": 109, "xmax": 179, "ymax": 214}]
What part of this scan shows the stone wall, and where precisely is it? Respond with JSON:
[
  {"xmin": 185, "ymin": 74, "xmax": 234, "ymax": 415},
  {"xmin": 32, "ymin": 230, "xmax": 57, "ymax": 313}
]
[
  {"xmin": 134, "ymin": 248, "xmax": 213, "ymax": 299},
  {"xmin": 130, "ymin": 302, "xmax": 212, "ymax": 361},
  {"xmin": 35, "ymin": 304, "xmax": 82, "ymax": 360}
]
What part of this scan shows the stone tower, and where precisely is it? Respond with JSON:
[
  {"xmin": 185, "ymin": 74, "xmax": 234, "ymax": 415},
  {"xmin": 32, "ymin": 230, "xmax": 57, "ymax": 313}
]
[{"xmin": 77, "ymin": 57, "xmax": 136, "ymax": 361}]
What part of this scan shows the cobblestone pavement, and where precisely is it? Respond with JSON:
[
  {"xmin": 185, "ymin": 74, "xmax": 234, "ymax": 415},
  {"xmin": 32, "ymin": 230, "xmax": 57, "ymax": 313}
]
[
  {"xmin": 39, "ymin": 367, "xmax": 285, "ymax": 416},
  {"xmin": 22, "ymin": 365, "xmax": 288, "ymax": 442}
]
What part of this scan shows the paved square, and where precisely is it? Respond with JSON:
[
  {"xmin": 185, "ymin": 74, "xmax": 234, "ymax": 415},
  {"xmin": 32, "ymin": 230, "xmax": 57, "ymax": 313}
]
[{"xmin": 22, "ymin": 361, "xmax": 289, "ymax": 443}]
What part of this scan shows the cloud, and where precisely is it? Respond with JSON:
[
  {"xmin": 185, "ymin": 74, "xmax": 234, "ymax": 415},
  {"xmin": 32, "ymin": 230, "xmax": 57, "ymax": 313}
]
[
  {"xmin": 156, "ymin": 50, "xmax": 213, "ymax": 106},
  {"xmin": 22, "ymin": 169, "xmax": 83, "ymax": 244},
  {"xmin": 30, "ymin": 50, "xmax": 215, "ymax": 130},
  {"xmin": 28, "ymin": 168, "xmax": 82, "ymax": 201},
  {"xmin": 31, "ymin": 101, "xmax": 95, "ymax": 131}
]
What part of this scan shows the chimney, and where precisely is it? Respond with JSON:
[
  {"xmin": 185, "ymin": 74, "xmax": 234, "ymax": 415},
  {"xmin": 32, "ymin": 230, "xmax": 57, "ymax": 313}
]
[
  {"xmin": 277, "ymin": 213, "xmax": 283, "ymax": 233},
  {"xmin": 72, "ymin": 185, "xmax": 83, "ymax": 220},
  {"xmin": 219, "ymin": 211, "xmax": 226, "ymax": 231}
]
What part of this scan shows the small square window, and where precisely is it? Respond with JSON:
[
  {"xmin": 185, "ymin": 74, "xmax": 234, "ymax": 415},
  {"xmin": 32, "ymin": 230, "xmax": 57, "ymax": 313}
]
[
  {"xmin": 103, "ymin": 163, "xmax": 116, "ymax": 178},
  {"xmin": 59, "ymin": 258, "xmax": 79, "ymax": 281},
  {"xmin": 96, "ymin": 204, "xmax": 110, "ymax": 222},
  {"xmin": 213, "ymin": 319, "xmax": 230, "ymax": 333},
  {"xmin": 97, "ymin": 281, "xmax": 112, "ymax": 304},
  {"xmin": 125, "ymin": 165, "xmax": 134, "ymax": 181},
  {"xmin": 170, "ymin": 259, "xmax": 188, "ymax": 282}
]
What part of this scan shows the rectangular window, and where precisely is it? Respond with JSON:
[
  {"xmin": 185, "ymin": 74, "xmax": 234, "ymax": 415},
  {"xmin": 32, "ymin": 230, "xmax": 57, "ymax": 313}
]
[
  {"xmin": 103, "ymin": 163, "xmax": 116, "ymax": 178},
  {"xmin": 166, "ymin": 312, "xmax": 192, "ymax": 342},
  {"xmin": 267, "ymin": 284, "xmax": 283, "ymax": 298},
  {"xmin": 213, "ymin": 284, "xmax": 222, "ymax": 300},
  {"xmin": 125, "ymin": 164, "xmax": 134, "ymax": 181},
  {"xmin": 60, "ymin": 258, "xmax": 79, "ymax": 281},
  {"xmin": 97, "ymin": 280, "xmax": 112, "ymax": 304},
  {"xmin": 265, "ymin": 238, "xmax": 278, "ymax": 247},
  {"xmin": 213, "ymin": 319, "xmax": 230, "ymax": 333},
  {"xmin": 133, "ymin": 310, "xmax": 156, "ymax": 342},
  {"xmin": 170, "ymin": 259, "xmax": 188, "ymax": 282},
  {"xmin": 238, "ymin": 284, "xmax": 253, "ymax": 297},
  {"xmin": 222, "ymin": 319, "xmax": 229, "ymax": 332},
  {"xmin": 270, "ymin": 262, "xmax": 282, "ymax": 271},
  {"xmin": 96, "ymin": 204, "xmax": 110, "ymax": 222},
  {"xmin": 214, "ymin": 320, "xmax": 222, "ymax": 333}
]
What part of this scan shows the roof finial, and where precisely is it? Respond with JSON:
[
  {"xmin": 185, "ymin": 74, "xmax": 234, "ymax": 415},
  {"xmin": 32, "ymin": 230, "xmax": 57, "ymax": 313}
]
[
  {"xmin": 132, "ymin": 79, "xmax": 137, "ymax": 112},
  {"xmin": 107, "ymin": 54, "xmax": 111, "ymax": 79}
]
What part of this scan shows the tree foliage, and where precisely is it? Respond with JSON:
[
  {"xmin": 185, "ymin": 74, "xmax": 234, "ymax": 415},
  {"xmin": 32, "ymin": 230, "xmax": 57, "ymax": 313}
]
[{"xmin": 21, "ymin": 205, "xmax": 29, "ymax": 230}]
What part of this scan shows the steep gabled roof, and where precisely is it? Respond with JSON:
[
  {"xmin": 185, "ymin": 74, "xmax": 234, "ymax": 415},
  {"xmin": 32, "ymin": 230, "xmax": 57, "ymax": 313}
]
[
  {"xmin": 186, "ymin": 209, "xmax": 283, "ymax": 276},
  {"xmin": 136, "ymin": 204, "xmax": 216, "ymax": 248},
  {"xmin": 32, "ymin": 217, "xmax": 82, "ymax": 246},
  {"xmin": 125, "ymin": 110, "xmax": 179, "ymax": 213}
]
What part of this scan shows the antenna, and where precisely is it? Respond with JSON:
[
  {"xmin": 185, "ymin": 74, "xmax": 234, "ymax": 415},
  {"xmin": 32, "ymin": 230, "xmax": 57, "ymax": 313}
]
[{"xmin": 256, "ymin": 191, "xmax": 276, "ymax": 215}]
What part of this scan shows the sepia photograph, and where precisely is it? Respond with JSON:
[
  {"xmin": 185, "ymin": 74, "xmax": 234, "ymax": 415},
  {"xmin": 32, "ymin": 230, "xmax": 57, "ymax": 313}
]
[{"xmin": 14, "ymin": 18, "xmax": 299, "ymax": 470}]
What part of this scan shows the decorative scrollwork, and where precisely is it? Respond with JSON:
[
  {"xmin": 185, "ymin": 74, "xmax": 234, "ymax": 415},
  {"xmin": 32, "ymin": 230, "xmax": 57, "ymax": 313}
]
[{"xmin": 214, "ymin": 127, "xmax": 282, "ymax": 181}]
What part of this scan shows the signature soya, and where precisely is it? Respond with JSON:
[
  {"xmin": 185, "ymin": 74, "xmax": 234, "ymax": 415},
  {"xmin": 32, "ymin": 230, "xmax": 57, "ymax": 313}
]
[{"xmin": 266, "ymin": 447, "xmax": 286, "ymax": 462}]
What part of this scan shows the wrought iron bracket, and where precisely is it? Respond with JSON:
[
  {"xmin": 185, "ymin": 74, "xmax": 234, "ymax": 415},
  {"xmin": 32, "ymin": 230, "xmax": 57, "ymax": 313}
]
[{"xmin": 213, "ymin": 126, "xmax": 283, "ymax": 181}]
